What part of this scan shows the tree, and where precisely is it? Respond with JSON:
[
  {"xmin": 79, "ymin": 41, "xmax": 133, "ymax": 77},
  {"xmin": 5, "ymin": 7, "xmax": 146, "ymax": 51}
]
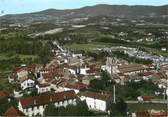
[
  {"xmin": 38, "ymin": 44, "xmax": 50, "ymax": 65},
  {"xmin": 90, "ymin": 79, "xmax": 105, "ymax": 91},
  {"xmin": 44, "ymin": 104, "xmax": 58, "ymax": 116},
  {"xmin": 101, "ymin": 70, "xmax": 111, "ymax": 82},
  {"xmin": 109, "ymin": 98, "xmax": 127, "ymax": 116},
  {"xmin": 0, "ymin": 98, "xmax": 17, "ymax": 115},
  {"xmin": 89, "ymin": 71, "xmax": 114, "ymax": 91}
]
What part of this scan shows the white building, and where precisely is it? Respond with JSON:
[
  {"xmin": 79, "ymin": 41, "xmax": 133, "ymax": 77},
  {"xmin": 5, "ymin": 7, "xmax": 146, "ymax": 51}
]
[
  {"xmin": 16, "ymin": 67, "xmax": 29, "ymax": 82},
  {"xmin": 18, "ymin": 90, "xmax": 77, "ymax": 116},
  {"xmin": 68, "ymin": 67, "xmax": 90, "ymax": 75},
  {"xmin": 72, "ymin": 53, "xmax": 83, "ymax": 58},
  {"xmin": 36, "ymin": 83, "xmax": 51, "ymax": 94},
  {"xmin": 63, "ymin": 82, "xmax": 87, "ymax": 94},
  {"xmin": 79, "ymin": 91, "xmax": 112, "ymax": 112},
  {"xmin": 21, "ymin": 78, "xmax": 35, "ymax": 90}
]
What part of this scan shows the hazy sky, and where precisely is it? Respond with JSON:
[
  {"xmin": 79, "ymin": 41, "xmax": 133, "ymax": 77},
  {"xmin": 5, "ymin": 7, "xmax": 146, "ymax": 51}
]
[{"xmin": 0, "ymin": 0, "xmax": 168, "ymax": 15}]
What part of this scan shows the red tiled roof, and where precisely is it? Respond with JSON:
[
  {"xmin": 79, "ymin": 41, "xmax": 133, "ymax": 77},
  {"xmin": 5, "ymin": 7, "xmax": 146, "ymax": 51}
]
[
  {"xmin": 156, "ymin": 72, "xmax": 166, "ymax": 79},
  {"xmin": 119, "ymin": 64, "xmax": 145, "ymax": 73},
  {"xmin": 51, "ymin": 78, "xmax": 67, "ymax": 85},
  {"xmin": 145, "ymin": 64, "xmax": 155, "ymax": 68},
  {"xmin": 38, "ymin": 83, "xmax": 50, "ymax": 88},
  {"xmin": 78, "ymin": 91, "xmax": 111, "ymax": 101},
  {"xmin": 20, "ymin": 90, "xmax": 76, "ymax": 109},
  {"xmin": 136, "ymin": 111, "xmax": 151, "ymax": 117},
  {"xmin": 141, "ymin": 96, "xmax": 155, "ymax": 101},
  {"xmin": 138, "ymin": 72, "xmax": 153, "ymax": 76},
  {"xmin": 118, "ymin": 73, "xmax": 124, "ymax": 76},
  {"xmin": 0, "ymin": 91, "xmax": 10, "ymax": 99},
  {"xmin": 57, "ymin": 79, "xmax": 68, "ymax": 86},
  {"xmin": 64, "ymin": 82, "xmax": 87, "ymax": 90},
  {"xmin": 13, "ymin": 65, "xmax": 35, "ymax": 73},
  {"xmin": 42, "ymin": 68, "xmax": 63, "ymax": 81},
  {"xmin": 4, "ymin": 106, "xmax": 25, "ymax": 116},
  {"xmin": 151, "ymin": 112, "xmax": 168, "ymax": 117}
]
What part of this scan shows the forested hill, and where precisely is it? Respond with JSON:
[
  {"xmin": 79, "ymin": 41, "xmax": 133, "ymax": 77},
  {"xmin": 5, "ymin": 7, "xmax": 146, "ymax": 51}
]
[{"xmin": 0, "ymin": 4, "xmax": 167, "ymax": 24}]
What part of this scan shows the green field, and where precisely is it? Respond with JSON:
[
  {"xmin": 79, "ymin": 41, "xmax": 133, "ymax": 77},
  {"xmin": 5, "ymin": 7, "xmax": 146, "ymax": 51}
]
[
  {"xmin": 65, "ymin": 42, "xmax": 112, "ymax": 51},
  {"xmin": 65, "ymin": 42, "xmax": 168, "ymax": 58},
  {"xmin": 0, "ymin": 53, "xmax": 38, "ymax": 61}
]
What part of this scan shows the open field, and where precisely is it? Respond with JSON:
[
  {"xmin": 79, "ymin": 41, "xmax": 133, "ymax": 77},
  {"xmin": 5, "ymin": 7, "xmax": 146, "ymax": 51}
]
[
  {"xmin": 65, "ymin": 42, "xmax": 168, "ymax": 58},
  {"xmin": 0, "ymin": 53, "xmax": 38, "ymax": 61},
  {"xmin": 65, "ymin": 42, "xmax": 112, "ymax": 51}
]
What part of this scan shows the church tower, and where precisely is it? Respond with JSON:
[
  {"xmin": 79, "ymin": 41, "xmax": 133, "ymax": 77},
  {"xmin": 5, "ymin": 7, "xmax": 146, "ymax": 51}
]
[{"xmin": 105, "ymin": 57, "xmax": 118, "ymax": 75}]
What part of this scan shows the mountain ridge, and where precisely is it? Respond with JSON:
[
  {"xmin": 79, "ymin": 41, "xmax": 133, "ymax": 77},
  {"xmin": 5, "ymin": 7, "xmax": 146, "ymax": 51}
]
[{"xmin": 0, "ymin": 4, "xmax": 168, "ymax": 24}]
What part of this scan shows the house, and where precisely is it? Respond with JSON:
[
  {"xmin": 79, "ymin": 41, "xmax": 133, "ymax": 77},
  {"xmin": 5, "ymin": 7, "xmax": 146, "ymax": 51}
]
[
  {"xmin": 132, "ymin": 111, "xmax": 168, "ymax": 117},
  {"xmin": 161, "ymin": 48, "xmax": 167, "ymax": 51},
  {"xmin": 36, "ymin": 83, "xmax": 51, "ymax": 94},
  {"xmin": 138, "ymin": 72, "xmax": 153, "ymax": 80},
  {"xmin": 8, "ymin": 65, "xmax": 35, "ymax": 83},
  {"xmin": 72, "ymin": 53, "xmax": 83, "ymax": 58},
  {"xmin": 150, "ymin": 111, "xmax": 168, "ymax": 117},
  {"xmin": 78, "ymin": 75, "xmax": 95, "ymax": 86},
  {"xmin": 118, "ymin": 64, "xmax": 146, "ymax": 75},
  {"xmin": 132, "ymin": 111, "xmax": 151, "ymax": 117},
  {"xmin": 49, "ymin": 78, "xmax": 69, "ymax": 93},
  {"xmin": 78, "ymin": 91, "xmax": 112, "ymax": 112},
  {"xmin": 67, "ymin": 65, "xmax": 90, "ymax": 76},
  {"xmin": 4, "ymin": 106, "xmax": 25, "ymax": 116},
  {"xmin": 137, "ymin": 96, "xmax": 155, "ymax": 102},
  {"xmin": 17, "ymin": 68, "xmax": 29, "ymax": 81},
  {"xmin": 20, "ymin": 78, "xmax": 35, "ymax": 90},
  {"xmin": 18, "ymin": 90, "xmax": 77, "ymax": 116},
  {"xmin": 63, "ymin": 82, "xmax": 87, "ymax": 94}
]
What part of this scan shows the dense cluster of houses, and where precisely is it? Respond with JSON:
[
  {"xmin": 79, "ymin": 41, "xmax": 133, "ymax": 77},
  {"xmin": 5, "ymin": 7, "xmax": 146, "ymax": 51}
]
[
  {"xmin": 1, "ymin": 42, "xmax": 168, "ymax": 116},
  {"xmin": 102, "ymin": 57, "xmax": 168, "ymax": 91},
  {"xmin": 3, "ymin": 43, "xmax": 114, "ymax": 116}
]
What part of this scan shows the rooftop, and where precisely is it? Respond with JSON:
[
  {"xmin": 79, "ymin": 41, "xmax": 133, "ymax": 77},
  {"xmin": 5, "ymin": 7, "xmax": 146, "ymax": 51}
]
[
  {"xmin": 119, "ymin": 64, "xmax": 145, "ymax": 73},
  {"xmin": 20, "ymin": 90, "xmax": 76, "ymax": 109},
  {"xmin": 4, "ymin": 106, "xmax": 25, "ymax": 116},
  {"xmin": 78, "ymin": 91, "xmax": 111, "ymax": 101}
]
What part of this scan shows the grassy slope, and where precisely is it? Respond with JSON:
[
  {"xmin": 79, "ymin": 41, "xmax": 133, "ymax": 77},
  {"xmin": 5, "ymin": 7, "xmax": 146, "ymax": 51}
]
[{"xmin": 0, "ymin": 53, "xmax": 38, "ymax": 60}]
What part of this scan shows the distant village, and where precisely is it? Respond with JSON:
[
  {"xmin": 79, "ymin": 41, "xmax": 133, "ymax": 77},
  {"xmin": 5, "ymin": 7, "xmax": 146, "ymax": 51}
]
[{"xmin": 0, "ymin": 40, "xmax": 168, "ymax": 116}]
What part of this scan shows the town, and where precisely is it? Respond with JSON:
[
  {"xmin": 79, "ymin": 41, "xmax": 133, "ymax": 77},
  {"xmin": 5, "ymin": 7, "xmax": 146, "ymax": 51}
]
[
  {"xmin": 1, "ymin": 40, "xmax": 168, "ymax": 116},
  {"xmin": 0, "ymin": 1, "xmax": 168, "ymax": 117}
]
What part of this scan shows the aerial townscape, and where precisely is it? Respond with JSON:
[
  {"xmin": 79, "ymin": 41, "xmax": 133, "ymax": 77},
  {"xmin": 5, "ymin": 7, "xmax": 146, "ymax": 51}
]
[{"xmin": 0, "ymin": 0, "xmax": 168, "ymax": 116}]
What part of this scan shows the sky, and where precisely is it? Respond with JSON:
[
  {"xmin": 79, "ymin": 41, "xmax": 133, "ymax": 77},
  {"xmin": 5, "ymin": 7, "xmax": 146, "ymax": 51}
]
[{"xmin": 0, "ymin": 0, "xmax": 168, "ymax": 15}]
